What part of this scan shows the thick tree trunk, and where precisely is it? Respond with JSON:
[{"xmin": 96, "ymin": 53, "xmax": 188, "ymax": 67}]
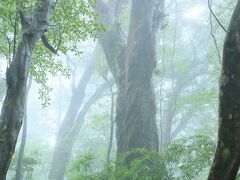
[
  {"xmin": 208, "ymin": 1, "xmax": 240, "ymax": 179},
  {"xmin": 0, "ymin": 1, "xmax": 51, "ymax": 178},
  {"xmin": 115, "ymin": 0, "xmax": 159, "ymax": 156},
  {"xmin": 97, "ymin": 0, "xmax": 162, "ymax": 159},
  {"xmin": 15, "ymin": 78, "xmax": 32, "ymax": 180},
  {"xmin": 49, "ymin": 63, "xmax": 94, "ymax": 180}
]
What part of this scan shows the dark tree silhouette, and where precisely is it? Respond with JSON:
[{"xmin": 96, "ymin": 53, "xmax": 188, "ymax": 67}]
[{"xmin": 208, "ymin": 1, "xmax": 240, "ymax": 179}]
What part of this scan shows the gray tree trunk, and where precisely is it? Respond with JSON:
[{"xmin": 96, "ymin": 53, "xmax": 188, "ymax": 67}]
[
  {"xmin": 97, "ymin": 0, "xmax": 163, "ymax": 161},
  {"xmin": 0, "ymin": 1, "xmax": 51, "ymax": 179},
  {"xmin": 49, "ymin": 63, "xmax": 94, "ymax": 180},
  {"xmin": 115, "ymin": 0, "xmax": 159, "ymax": 156},
  {"xmin": 49, "ymin": 81, "xmax": 108, "ymax": 180},
  {"xmin": 15, "ymin": 78, "xmax": 32, "ymax": 180}
]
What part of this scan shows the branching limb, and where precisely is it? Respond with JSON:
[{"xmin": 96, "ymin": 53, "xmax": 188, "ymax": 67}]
[
  {"xmin": 41, "ymin": 33, "xmax": 61, "ymax": 54},
  {"xmin": 208, "ymin": 0, "xmax": 222, "ymax": 64},
  {"xmin": 208, "ymin": 0, "xmax": 227, "ymax": 33}
]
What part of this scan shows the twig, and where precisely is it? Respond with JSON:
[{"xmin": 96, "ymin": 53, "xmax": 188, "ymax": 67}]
[
  {"xmin": 208, "ymin": 0, "xmax": 227, "ymax": 33},
  {"xmin": 209, "ymin": 0, "xmax": 222, "ymax": 64}
]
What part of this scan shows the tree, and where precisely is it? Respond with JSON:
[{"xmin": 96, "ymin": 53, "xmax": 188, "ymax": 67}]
[
  {"xmin": 97, "ymin": 0, "xmax": 164, "ymax": 161},
  {"xmin": 49, "ymin": 61, "xmax": 94, "ymax": 180},
  {"xmin": 0, "ymin": 0, "xmax": 101, "ymax": 178},
  {"xmin": 115, "ymin": 0, "xmax": 161, "ymax": 157},
  {"xmin": 15, "ymin": 77, "xmax": 32, "ymax": 180},
  {"xmin": 49, "ymin": 80, "xmax": 110, "ymax": 180},
  {"xmin": 0, "ymin": 1, "xmax": 52, "ymax": 178},
  {"xmin": 208, "ymin": 1, "xmax": 240, "ymax": 179}
]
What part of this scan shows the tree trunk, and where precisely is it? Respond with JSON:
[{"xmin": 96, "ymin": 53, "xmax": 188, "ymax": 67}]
[
  {"xmin": 115, "ymin": 0, "xmax": 159, "ymax": 156},
  {"xmin": 49, "ymin": 63, "xmax": 94, "ymax": 180},
  {"xmin": 107, "ymin": 84, "xmax": 115, "ymax": 163},
  {"xmin": 97, "ymin": 0, "xmax": 162, "ymax": 160},
  {"xmin": 208, "ymin": 1, "xmax": 240, "ymax": 179},
  {"xmin": 49, "ymin": 81, "xmax": 108, "ymax": 180},
  {"xmin": 15, "ymin": 78, "xmax": 32, "ymax": 180},
  {"xmin": 0, "ymin": 1, "xmax": 51, "ymax": 178}
]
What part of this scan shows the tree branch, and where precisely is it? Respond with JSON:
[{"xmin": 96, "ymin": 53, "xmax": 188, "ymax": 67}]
[
  {"xmin": 41, "ymin": 34, "xmax": 61, "ymax": 54},
  {"xmin": 208, "ymin": 0, "xmax": 227, "ymax": 33},
  {"xmin": 208, "ymin": 0, "xmax": 222, "ymax": 64}
]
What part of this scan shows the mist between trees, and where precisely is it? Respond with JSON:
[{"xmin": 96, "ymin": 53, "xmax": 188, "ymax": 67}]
[{"xmin": 0, "ymin": 0, "xmax": 240, "ymax": 180}]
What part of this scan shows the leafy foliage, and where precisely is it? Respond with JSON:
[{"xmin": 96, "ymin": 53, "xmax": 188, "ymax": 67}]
[
  {"xmin": 163, "ymin": 134, "xmax": 215, "ymax": 179},
  {"xmin": 67, "ymin": 132, "xmax": 215, "ymax": 180},
  {"xmin": 8, "ymin": 150, "xmax": 41, "ymax": 180},
  {"xmin": 66, "ymin": 153, "xmax": 95, "ymax": 180},
  {"xmin": 0, "ymin": 0, "xmax": 104, "ymax": 106}
]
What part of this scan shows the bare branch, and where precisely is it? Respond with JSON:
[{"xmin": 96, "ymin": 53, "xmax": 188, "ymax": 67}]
[
  {"xmin": 208, "ymin": 0, "xmax": 227, "ymax": 33},
  {"xmin": 208, "ymin": 0, "xmax": 222, "ymax": 64}
]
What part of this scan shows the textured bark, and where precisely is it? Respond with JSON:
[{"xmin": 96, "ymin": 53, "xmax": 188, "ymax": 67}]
[
  {"xmin": 15, "ymin": 78, "xmax": 32, "ymax": 180},
  {"xmin": 49, "ymin": 63, "xmax": 94, "ymax": 180},
  {"xmin": 97, "ymin": 0, "xmax": 162, "ymax": 160},
  {"xmin": 115, "ymin": 0, "xmax": 159, "ymax": 156},
  {"xmin": 208, "ymin": 1, "xmax": 240, "ymax": 179},
  {"xmin": 0, "ymin": 1, "xmax": 51, "ymax": 179}
]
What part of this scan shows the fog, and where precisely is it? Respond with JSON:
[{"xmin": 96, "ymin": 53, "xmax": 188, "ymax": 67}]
[{"xmin": 0, "ymin": 0, "xmax": 238, "ymax": 179}]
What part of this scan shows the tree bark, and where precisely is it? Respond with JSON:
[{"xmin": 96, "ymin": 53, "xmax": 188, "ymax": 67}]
[
  {"xmin": 115, "ymin": 0, "xmax": 159, "ymax": 156},
  {"xmin": 208, "ymin": 1, "xmax": 240, "ymax": 179},
  {"xmin": 97, "ymin": 0, "xmax": 163, "ymax": 160},
  {"xmin": 15, "ymin": 78, "xmax": 32, "ymax": 180},
  {"xmin": 0, "ymin": 1, "xmax": 51, "ymax": 179}
]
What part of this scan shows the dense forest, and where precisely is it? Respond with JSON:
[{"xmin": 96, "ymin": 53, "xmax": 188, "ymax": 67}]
[{"xmin": 0, "ymin": 0, "xmax": 240, "ymax": 179}]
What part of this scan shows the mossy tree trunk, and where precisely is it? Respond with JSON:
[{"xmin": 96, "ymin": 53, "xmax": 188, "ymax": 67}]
[
  {"xmin": 208, "ymin": 1, "xmax": 240, "ymax": 179},
  {"xmin": 97, "ymin": 0, "xmax": 163, "ymax": 159},
  {"xmin": 115, "ymin": 0, "xmax": 160, "ymax": 156}
]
